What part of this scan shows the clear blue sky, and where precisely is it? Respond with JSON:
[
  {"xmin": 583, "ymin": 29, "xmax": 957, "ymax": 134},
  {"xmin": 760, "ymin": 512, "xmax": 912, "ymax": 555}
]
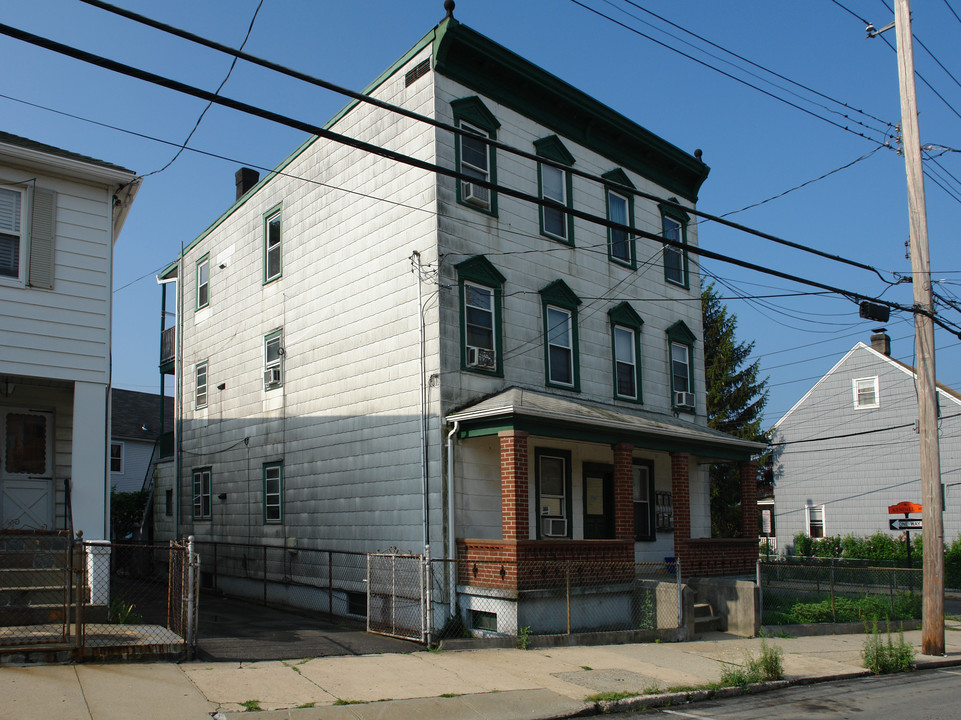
[{"xmin": 2, "ymin": 0, "xmax": 959, "ymax": 427}]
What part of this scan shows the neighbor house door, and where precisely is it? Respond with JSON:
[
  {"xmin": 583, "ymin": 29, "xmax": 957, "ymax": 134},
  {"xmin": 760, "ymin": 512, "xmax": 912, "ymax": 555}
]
[
  {"xmin": 583, "ymin": 463, "xmax": 614, "ymax": 539},
  {"xmin": 1, "ymin": 408, "xmax": 55, "ymax": 530}
]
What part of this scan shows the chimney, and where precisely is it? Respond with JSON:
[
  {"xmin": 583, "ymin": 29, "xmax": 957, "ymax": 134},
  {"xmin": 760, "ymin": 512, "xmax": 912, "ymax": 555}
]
[
  {"xmin": 235, "ymin": 167, "xmax": 260, "ymax": 200},
  {"xmin": 870, "ymin": 327, "xmax": 891, "ymax": 356}
]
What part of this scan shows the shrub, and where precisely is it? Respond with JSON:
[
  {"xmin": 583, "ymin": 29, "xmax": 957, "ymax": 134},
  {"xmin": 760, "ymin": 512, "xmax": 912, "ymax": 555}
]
[{"xmin": 862, "ymin": 621, "xmax": 915, "ymax": 674}]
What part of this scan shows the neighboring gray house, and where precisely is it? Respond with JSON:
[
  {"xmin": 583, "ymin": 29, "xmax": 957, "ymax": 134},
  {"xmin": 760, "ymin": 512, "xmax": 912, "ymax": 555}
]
[
  {"xmin": 110, "ymin": 389, "xmax": 172, "ymax": 494},
  {"xmin": 769, "ymin": 329, "xmax": 961, "ymax": 554},
  {"xmin": 154, "ymin": 10, "xmax": 763, "ymax": 632}
]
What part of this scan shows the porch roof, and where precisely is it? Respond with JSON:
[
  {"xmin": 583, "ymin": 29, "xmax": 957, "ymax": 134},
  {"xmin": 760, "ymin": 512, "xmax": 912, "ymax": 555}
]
[{"xmin": 446, "ymin": 387, "xmax": 766, "ymax": 462}]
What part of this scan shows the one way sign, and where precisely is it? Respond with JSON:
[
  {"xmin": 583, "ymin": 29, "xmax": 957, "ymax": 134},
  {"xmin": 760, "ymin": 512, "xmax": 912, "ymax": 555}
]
[{"xmin": 890, "ymin": 518, "xmax": 922, "ymax": 531}]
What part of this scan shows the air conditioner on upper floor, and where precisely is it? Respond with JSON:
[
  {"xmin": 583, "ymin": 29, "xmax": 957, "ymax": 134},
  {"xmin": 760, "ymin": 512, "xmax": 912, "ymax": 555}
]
[
  {"xmin": 542, "ymin": 517, "xmax": 567, "ymax": 538},
  {"xmin": 466, "ymin": 346, "xmax": 496, "ymax": 370},
  {"xmin": 463, "ymin": 181, "xmax": 490, "ymax": 208},
  {"xmin": 674, "ymin": 391, "xmax": 695, "ymax": 409},
  {"xmin": 264, "ymin": 367, "xmax": 282, "ymax": 387}
]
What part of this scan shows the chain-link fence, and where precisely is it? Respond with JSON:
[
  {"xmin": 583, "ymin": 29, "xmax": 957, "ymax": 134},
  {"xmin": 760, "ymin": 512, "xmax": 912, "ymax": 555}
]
[
  {"xmin": 430, "ymin": 558, "xmax": 682, "ymax": 642},
  {"xmin": 758, "ymin": 559, "xmax": 922, "ymax": 626}
]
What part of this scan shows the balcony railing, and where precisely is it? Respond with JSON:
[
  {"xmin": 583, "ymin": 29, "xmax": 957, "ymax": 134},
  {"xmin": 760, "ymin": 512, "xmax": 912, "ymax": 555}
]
[{"xmin": 160, "ymin": 326, "xmax": 175, "ymax": 369}]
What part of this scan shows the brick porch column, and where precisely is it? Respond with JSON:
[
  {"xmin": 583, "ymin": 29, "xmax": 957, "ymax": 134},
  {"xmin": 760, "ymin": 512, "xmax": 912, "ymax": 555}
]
[
  {"xmin": 499, "ymin": 430, "xmax": 529, "ymax": 540},
  {"xmin": 739, "ymin": 461, "xmax": 759, "ymax": 539},
  {"xmin": 613, "ymin": 443, "xmax": 634, "ymax": 540},
  {"xmin": 671, "ymin": 452, "xmax": 691, "ymax": 572}
]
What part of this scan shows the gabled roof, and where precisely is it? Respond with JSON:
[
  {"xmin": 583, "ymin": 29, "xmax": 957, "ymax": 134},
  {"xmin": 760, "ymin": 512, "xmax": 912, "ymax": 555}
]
[
  {"xmin": 112, "ymin": 389, "xmax": 173, "ymax": 441},
  {"xmin": 773, "ymin": 341, "xmax": 961, "ymax": 429},
  {"xmin": 0, "ymin": 131, "xmax": 134, "ymax": 175}
]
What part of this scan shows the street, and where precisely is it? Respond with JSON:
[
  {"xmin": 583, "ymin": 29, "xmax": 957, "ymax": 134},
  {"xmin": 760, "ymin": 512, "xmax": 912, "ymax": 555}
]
[{"xmin": 591, "ymin": 668, "xmax": 961, "ymax": 719}]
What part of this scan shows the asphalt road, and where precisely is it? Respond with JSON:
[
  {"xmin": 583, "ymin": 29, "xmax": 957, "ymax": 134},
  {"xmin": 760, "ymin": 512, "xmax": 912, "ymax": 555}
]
[{"xmin": 601, "ymin": 668, "xmax": 961, "ymax": 719}]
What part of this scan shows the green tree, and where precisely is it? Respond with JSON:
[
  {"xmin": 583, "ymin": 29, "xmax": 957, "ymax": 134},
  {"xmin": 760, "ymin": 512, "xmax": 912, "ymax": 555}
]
[{"xmin": 702, "ymin": 283, "xmax": 769, "ymax": 537}]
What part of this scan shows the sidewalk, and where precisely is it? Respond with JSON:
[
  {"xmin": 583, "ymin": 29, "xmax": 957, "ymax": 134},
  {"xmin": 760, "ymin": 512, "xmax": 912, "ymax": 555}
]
[{"xmin": 2, "ymin": 626, "xmax": 961, "ymax": 720}]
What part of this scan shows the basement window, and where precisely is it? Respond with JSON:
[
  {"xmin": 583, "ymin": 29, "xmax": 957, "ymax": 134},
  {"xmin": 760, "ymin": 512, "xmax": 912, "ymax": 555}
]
[{"xmin": 471, "ymin": 610, "xmax": 497, "ymax": 632}]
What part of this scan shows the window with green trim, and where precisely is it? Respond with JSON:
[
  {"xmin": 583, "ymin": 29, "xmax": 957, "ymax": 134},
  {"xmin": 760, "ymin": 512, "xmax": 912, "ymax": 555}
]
[
  {"xmin": 609, "ymin": 302, "xmax": 643, "ymax": 402},
  {"xmin": 456, "ymin": 256, "xmax": 505, "ymax": 375},
  {"xmin": 451, "ymin": 97, "xmax": 500, "ymax": 216},
  {"xmin": 192, "ymin": 467, "xmax": 211, "ymax": 520},
  {"xmin": 540, "ymin": 280, "xmax": 581, "ymax": 390},
  {"xmin": 534, "ymin": 136, "xmax": 574, "ymax": 244},
  {"xmin": 264, "ymin": 329, "xmax": 283, "ymax": 390},
  {"xmin": 602, "ymin": 169, "xmax": 636, "ymax": 268},
  {"xmin": 264, "ymin": 207, "xmax": 282, "ymax": 283},
  {"xmin": 263, "ymin": 461, "xmax": 283, "ymax": 524},
  {"xmin": 196, "ymin": 254, "xmax": 210, "ymax": 309},
  {"xmin": 536, "ymin": 449, "xmax": 572, "ymax": 539},
  {"xmin": 666, "ymin": 321, "xmax": 696, "ymax": 412},
  {"xmin": 661, "ymin": 200, "xmax": 691, "ymax": 288},
  {"xmin": 195, "ymin": 360, "xmax": 208, "ymax": 409}
]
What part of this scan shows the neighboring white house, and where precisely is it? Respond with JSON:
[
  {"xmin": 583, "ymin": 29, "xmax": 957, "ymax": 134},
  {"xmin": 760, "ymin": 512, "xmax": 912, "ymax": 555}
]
[
  {"xmin": 154, "ymin": 11, "xmax": 762, "ymax": 628},
  {"xmin": 770, "ymin": 329, "xmax": 961, "ymax": 553},
  {"xmin": 0, "ymin": 131, "xmax": 139, "ymax": 541},
  {"xmin": 110, "ymin": 389, "xmax": 172, "ymax": 495}
]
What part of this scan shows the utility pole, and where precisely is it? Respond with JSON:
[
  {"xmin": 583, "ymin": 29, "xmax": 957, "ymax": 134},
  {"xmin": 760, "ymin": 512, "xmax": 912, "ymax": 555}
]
[{"xmin": 893, "ymin": 0, "xmax": 944, "ymax": 655}]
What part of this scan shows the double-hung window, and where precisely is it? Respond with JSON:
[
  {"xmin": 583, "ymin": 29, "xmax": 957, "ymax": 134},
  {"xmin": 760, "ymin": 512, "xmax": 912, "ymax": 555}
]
[
  {"xmin": 0, "ymin": 186, "xmax": 23, "ymax": 280},
  {"xmin": 666, "ymin": 321, "xmax": 696, "ymax": 412},
  {"xmin": 540, "ymin": 280, "xmax": 581, "ymax": 391},
  {"xmin": 264, "ymin": 207, "xmax": 282, "ymax": 283},
  {"xmin": 609, "ymin": 302, "xmax": 643, "ymax": 402},
  {"xmin": 807, "ymin": 505, "xmax": 825, "ymax": 538},
  {"xmin": 536, "ymin": 449, "xmax": 572, "ymax": 539},
  {"xmin": 195, "ymin": 361, "xmax": 208, "ymax": 408},
  {"xmin": 451, "ymin": 96, "xmax": 499, "ymax": 215},
  {"xmin": 263, "ymin": 461, "xmax": 283, "ymax": 524},
  {"xmin": 853, "ymin": 377, "xmax": 879, "ymax": 409},
  {"xmin": 192, "ymin": 467, "xmax": 212, "ymax": 520},
  {"xmin": 264, "ymin": 330, "xmax": 283, "ymax": 390},
  {"xmin": 456, "ymin": 256, "xmax": 505, "ymax": 375},
  {"xmin": 602, "ymin": 169, "xmax": 636, "ymax": 268},
  {"xmin": 110, "ymin": 442, "xmax": 123, "ymax": 474},
  {"xmin": 661, "ymin": 201, "xmax": 691, "ymax": 288},
  {"xmin": 671, "ymin": 342, "xmax": 690, "ymax": 394},
  {"xmin": 534, "ymin": 136, "xmax": 575, "ymax": 244},
  {"xmin": 0, "ymin": 184, "xmax": 56, "ymax": 288},
  {"xmin": 196, "ymin": 254, "xmax": 210, "ymax": 309}
]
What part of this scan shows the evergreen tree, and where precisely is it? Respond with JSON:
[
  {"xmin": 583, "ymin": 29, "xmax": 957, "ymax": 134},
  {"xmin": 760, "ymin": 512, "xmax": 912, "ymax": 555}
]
[{"xmin": 702, "ymin": 283, "xmax": 769, "ymax": 537}]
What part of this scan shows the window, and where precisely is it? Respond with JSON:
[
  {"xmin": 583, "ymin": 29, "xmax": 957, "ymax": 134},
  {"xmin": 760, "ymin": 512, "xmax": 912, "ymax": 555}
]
[
  {"xmin": 807, "ymin": 505, "xmax": 825, "ymax": 538},
  {"xmin": 456, "ymin": 256, "xmax": 505, "ymax": 375},
  {"xmin": 192, "ymin": 467, "xmax": 211, "ymax": 520},
  {"xmin": 451, "ymin": 96, "xmax": 500, "ymax": 216},
  {"xmin": 0, "ymin": 186, "xmax": 23, "ymax": 280},
  {"xmin": 633, "ymin": 460, "xmax": 655, "ymax": 541},
  {"xmin": 2, "ymin": 410, "xmax": 52, "ymax": 476},
  {"xmin": 196, "ymin": 254, "xmax": 209, "ymax": 309},
  {"xmin": 540, "ymin": 280, "xmax": 581, "ymax": 391},
  {"xmin": 603, "ymin": 169, "xmax": 636, "ymax": 267},
  {"xmin": 671, "ymin": 342, "xmax": 690, "ymax": 394},
  {"xmin": 536, "ymin": 449, "xmax": 571, "ymax": 539},
  {"xmin": 0, "ymin": 185, "xmax": 56, "ymax": 289},
  {"xmin": 666, "ymin": 321, "xmax": 696, "ymax": 411},
  {"xmin": 661, "ymin": 200, "xmax": 691, "ymax": 288},
  {"xmin": 195, "ymin": 361, "xmax": 208, "ymax": 408},
  {"xmin": 110, "ymin": 442, "xmax": 123, "ymax": 474},
  {"xmin": 264, "ymin": 330, "xmax": 283, "ymax": 390},
  {"xmin": 264, "ymin": 207, "xmax": 282, "ymax": 283},
  {"xmin": 165, "ymin": 489, "xmax": 173, "ymax": 517},
  {"xmin": 609, "ymin": 302, "xmax": 643, "ymax": 402},
  {"xmin": 534, "ymin": 136, "xmax": 575, "ymax": 244},
  {"xmin": 263, "ymin": 461, "xmax": 283, "ymax": 524},
  {"xmin": 853, "ymin": 377, "xmax": 879, "ymax": 408}
]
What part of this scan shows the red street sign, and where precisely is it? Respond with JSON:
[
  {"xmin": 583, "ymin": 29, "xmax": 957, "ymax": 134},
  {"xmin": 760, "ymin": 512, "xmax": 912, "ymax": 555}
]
[{"xmin": 888, "ymin": 502, "xmax": 922, "ymax": 514}]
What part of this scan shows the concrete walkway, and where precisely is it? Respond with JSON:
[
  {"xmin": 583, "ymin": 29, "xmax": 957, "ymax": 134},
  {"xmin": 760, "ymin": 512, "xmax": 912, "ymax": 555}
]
[{"xmin": 2, "ymin": 626, "xmax": 961, "ymax": 720}]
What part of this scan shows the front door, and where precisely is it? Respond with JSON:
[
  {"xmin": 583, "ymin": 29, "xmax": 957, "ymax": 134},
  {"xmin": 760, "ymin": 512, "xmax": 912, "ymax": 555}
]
[
  {"xmin": 583, "ymin": 463, "xmax": 614, "ymax": 539},
  {"xmin": 1, "ymin": 408, "xmax": 55, "ymax": 530}
]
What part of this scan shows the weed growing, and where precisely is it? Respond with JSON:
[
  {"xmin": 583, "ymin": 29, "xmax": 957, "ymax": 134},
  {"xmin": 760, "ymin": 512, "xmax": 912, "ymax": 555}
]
[{"xmin": 862, "ymin": 621, "xmax": 915, "ymax": 674}]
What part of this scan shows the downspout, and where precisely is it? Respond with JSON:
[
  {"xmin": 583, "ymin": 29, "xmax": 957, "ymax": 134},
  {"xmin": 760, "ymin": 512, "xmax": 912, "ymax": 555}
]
[{"xmin": 446, "ymin": 420, "xmax": 459, "ymax": 618}]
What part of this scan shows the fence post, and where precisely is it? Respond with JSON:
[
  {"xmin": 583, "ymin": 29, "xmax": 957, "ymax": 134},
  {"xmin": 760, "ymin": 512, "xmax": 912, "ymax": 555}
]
[
  {"xmin": 890, "ymin": 567, "xmax": 896, "ymax": 615},
  {"xmin": 830, "ymin": 564, "xmax": 836, "ymax": 623},
  {"xmin": 186, "ymin": 535, "xmax": 197, "ymax": 650},
  {"xmin": 756, "ymin": 560, "xmax": 764, "ymax": 629},
  {"xmin": 328, "ymin": 551, "xmax": 333, "ymax": 622},
  {"xmin": 424, "ymin": 546, "xmax": 432, "ymax": 646},
  {"xmin": 263, "ymin": 545, "xmax": 268, "ymax": 606},
  {"xmin": 366, "ymin": 554, "xmax": 371, "ymax": 634},
  {"xmin": 676, "ymin": 557, "xmax": 683, "ymax": 629},
  {"xmin": 213, "ymin": 542, "xmax": 218, "ymax": 591},
  {"xmin": 566, "ymin": 562, "xmax": 571, "ymax": 635}
]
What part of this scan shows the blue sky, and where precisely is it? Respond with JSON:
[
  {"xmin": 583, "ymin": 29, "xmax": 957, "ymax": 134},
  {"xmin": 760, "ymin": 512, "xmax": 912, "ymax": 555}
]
[{"xmin": 2, "ymin": 0, "xmax": 959, "ymax": 426}]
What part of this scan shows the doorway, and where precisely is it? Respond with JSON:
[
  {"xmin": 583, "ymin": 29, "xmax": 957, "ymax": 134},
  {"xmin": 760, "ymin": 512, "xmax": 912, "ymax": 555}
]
[{"xmin": 582, "ymin": 463, "xmax": 614, "ymax": 539}]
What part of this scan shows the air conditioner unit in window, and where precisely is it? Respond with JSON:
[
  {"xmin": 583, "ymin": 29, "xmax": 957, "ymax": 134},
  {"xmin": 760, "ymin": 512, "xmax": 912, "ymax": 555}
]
[
  {"xmin": 463, "ymin": 182, "xmax": 490, "ymax": 208},
  {"xmin": 466, "ymin": 345, "xmax": 496, "ymax": 370},
  {"xmin": 542, "ymin": 517, "xmax": 567, "ymax": 537},
  {"xmin": 264, "ymin": 367, "xmax": 282, "ymax": 387},
  {"xmin": 674, "ymin": 391, "xmax": 695, "ymax": 409}
]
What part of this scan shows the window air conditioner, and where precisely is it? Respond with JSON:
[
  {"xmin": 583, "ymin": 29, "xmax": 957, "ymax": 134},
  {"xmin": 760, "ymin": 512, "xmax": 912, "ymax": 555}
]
[
  {"xmin": 466, "ymin": 345, "xmax": 496, "ymax": 369},
  {"xmin": 463, "ymin": 182, "xmax": 490, "ymax": 208},
  {"xmin": 542, "ymin": 517, "xmax": 567, "ymax": 537},
  {"xmin": 674, "ymin": 391, "xmax": 695, "ymax": 409},
  {"xmin": 264, "ymin": 367, "xmax": 282, "ymax": 386}
]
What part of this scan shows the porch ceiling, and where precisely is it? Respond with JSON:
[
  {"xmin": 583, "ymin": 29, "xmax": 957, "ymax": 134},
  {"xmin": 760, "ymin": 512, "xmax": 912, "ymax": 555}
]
[{"xmin": 446, "ymin": 387, "xmax": 765, "ymax": 461}]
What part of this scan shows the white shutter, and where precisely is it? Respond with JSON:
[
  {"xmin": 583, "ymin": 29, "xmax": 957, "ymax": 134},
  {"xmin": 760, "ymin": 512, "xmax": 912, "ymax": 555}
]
[{"xmin": 28, "ymin": 187, "xmax": 56, "ymax": 289}]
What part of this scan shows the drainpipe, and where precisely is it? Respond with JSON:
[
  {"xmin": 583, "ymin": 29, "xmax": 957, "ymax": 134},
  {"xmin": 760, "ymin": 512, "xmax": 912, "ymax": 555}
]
[{"xmin": 447, "ymin": 420, "xmax": 459, "ymax": 618}]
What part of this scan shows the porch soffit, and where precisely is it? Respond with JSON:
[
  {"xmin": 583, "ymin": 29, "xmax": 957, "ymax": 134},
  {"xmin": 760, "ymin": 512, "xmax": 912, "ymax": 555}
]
[{"xmin": 445, "ymin": 387, "xmax": 765, "ymax": 461}]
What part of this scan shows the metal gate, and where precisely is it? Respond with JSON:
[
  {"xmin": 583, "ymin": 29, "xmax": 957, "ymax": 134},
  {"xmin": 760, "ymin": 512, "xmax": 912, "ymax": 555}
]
[
  {"xmin": 168, "ymin": 537, "xmax": 200, "ymax": 648},
  {"xmin": 366, "ymin": 552, "xmax": 427, "ymax": 643}
]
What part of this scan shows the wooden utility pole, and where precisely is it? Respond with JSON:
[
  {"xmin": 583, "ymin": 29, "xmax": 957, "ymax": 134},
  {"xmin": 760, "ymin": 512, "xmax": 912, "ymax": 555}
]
[{"xmin": 894, "ymin": 0, "xmax": 944, "ymax": 655}]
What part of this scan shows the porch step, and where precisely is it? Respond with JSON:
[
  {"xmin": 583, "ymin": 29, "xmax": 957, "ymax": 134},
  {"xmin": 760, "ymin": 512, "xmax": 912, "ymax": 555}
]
[
  {"xmin": 693, "ymin": 602, "xmax": 722, "ymax": 634},
  {"xmin": 0, "ymin": 532, "xmax": 78, "ymax": 629}
]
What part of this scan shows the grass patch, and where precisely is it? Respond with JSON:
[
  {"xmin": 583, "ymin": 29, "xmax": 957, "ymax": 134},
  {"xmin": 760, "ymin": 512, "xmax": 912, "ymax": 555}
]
[
  {"xmin": 762, "ymin": 591, "xmax": 921, "ymax": 625},
  {"xmin": 580, "ymin": 666, "xmax": 592, "ymax": 671},
  {"xmin": 862, "ymin": 621, "xmax": 915, "ymax": 674},
  {"xmin": 240, "ymin": 700, "xmax": 262, "ymax": 712},
  {"xmin": 333, "ymin": 699, "xmax": 363, "ymax": 706},
  {"xmin": 439, "ymin": 693, "xmax": 460, "ymax": 698},
  {"xmin": 585, "ymin": 691, "xmax": 640, "ymax": 703},
  {"xmin": 718, "ymin": 639, "xmax": 784, "ymax": 687},
  {"xmin": 295, "ymin": 702, "xmax": 315, "ymax": 709}
]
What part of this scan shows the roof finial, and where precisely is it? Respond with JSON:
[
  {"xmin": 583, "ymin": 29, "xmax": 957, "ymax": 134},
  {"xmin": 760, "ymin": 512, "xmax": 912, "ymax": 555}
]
[{"xmin": 444, "ymin": 0, "xmax": 455, "ymax": 19}]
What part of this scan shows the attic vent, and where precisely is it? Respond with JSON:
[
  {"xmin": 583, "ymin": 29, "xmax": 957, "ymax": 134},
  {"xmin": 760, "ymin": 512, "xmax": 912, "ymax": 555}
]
[{"xmin": 405, "ymin": 58, "xmax": 430, "ymax": 87}]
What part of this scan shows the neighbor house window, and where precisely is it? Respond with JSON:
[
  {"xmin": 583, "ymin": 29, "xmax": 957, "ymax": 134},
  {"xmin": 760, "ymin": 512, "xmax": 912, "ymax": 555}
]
[
  {"xmin": 0, "ymin": 185, "xmax": 56, "ymax": 288},
  {"xmin": 536, "ymin": 449, "xmax": 571, "ymax": 539},
  {"xmin": 110, "ymin": 441, "xmax": 123, "ymax": 474},
  {"xmin": 264, "ymin": 330, "xmax": 283, "ymax": 389},
  {"xmin": 264, "ymin": 207, "xmax": 282, "ymax": 283},
  {"xmin": 807, "ymin": 505, "xmax": 825, "ymax": 538},
  {"xmin": 0, "ymin": 186, "xmax": 24, "ymax": 280},
  {"xmin": 633, "ymin": 460, "xmax": 655, "ymax": 541},
  {"xmin": 456, "ymin": 256, "xmax": 505, "ymax": 375},
  {"xmin": 666, "ymin": 321, "xmax": 696, "ymax": 411},
  {"xmin": 602, "ymin": 169, "xmax": 637, "ymax": 268},
  {"xmin": 195, "ymin": 361, "xmax": 208, "ymax": 408},
  {"xmin": 609, "ymin": 302, "xmax": 644, "ymax": 402},
  {"xmin": 451, "ymin": 96, "xmax": 500, "ymax": 215},
  {"xmin": 540, "ymin": 280, "xmax": 581, "ymax": 391},
  {"xmin": 661, "ymin": 201, "xmax": 691, "ymax": 288},
  {"xmin": 671, "ymin": 342, "xmax": 690, "ymax": 394},
  {"xmin": 263, "ymin": 461, "xmax": 283, "ymax": 524},
  {"xmin": 535, "ymin": 135, "xmax": 575, "ymax": 244},
  {"xmin": 192, "ymin": 467, "xmax": 211, "ymax": 520},
  {"xmin": 196, "ymin": 254, "xmax": 210, "ymax": 309},
  {"xmin": 853, "ymin": 377, "xmax": 879, "ymax": 409}
]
